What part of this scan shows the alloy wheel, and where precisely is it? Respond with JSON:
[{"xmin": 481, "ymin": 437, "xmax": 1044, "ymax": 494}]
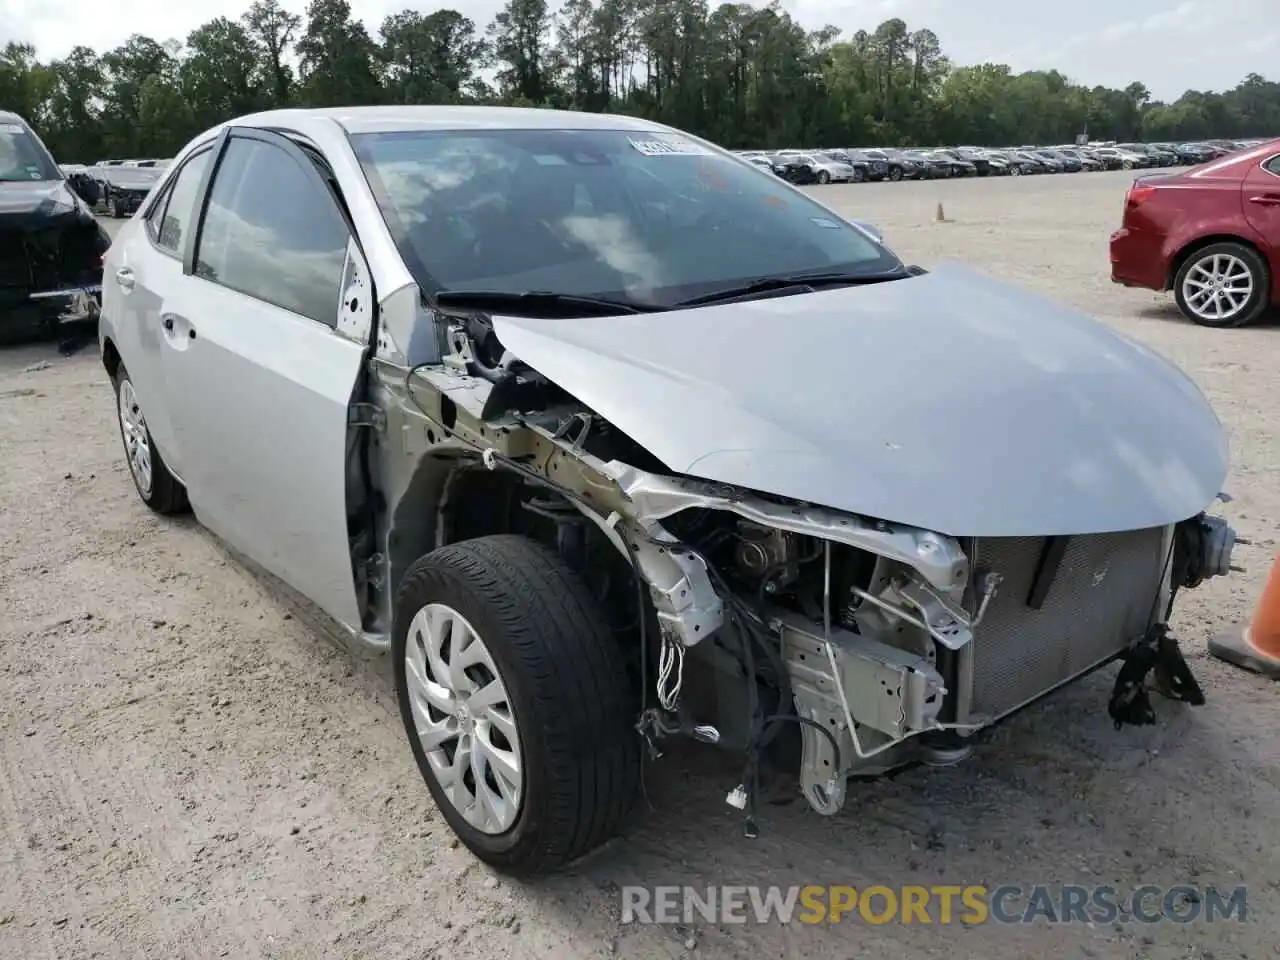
[
  {"xmin": 1181, "ymin": 253, "xmax": 1255, "ymax": 324},
  {"xmin": 118, "ymin": 379, "xmax": 153, "ymax": 497},
  {"xmin": 404, "ymin": 602, "xmax": 523, "ymax": 834}
]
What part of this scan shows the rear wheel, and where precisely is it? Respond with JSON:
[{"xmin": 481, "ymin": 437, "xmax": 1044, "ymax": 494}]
[
  {"xmin": 113, "ymin": 367, "xmax": 189, "ymax": 514},
  {"xmin": 1173, "ymin": 242, "xmax": 1271, "ymax": 328},
  {"xmin": 393, "ymin": 535, "xmax": 641, "ymax": 875},
  {"xmin": 852, "ymin": 167, "xmax": 865, "ymax": 183}
]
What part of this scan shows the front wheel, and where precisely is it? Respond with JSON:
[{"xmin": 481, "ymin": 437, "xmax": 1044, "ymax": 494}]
[
  {"xmin": 394, "ymin": 535, "xmax": 641, "ymax": 875},
  {"xmin": 852, "ymin": 168, "xmax": 865, "ymax": 183},
  {"xmin": 1173, "ymin": 242, "xmax": 1271, "ymax": 328},
  {"xmin": 816, "ymin": 170, "xmax": 831, "ymax": 185},
  {"xmin": 888, "ymin": 166, "xmax": 902, "ymax": 182},
  {"xmin": 113, "ymin": 367, "xmax": 189, "ymax": 514}
]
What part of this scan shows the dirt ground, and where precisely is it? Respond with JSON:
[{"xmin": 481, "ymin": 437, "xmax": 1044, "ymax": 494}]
[{"xmin": 2, "ymin": 171, "xmax": 1278, "ymax": 960}]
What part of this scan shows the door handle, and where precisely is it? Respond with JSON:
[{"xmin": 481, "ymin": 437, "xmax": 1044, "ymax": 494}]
[
  {"xmin": 115, "ymin": 267, "xmax": 135, "ymax": 290},
  {"xmin": 1247, "ymin": 194, "xmax": 1280, "ymax": 206}
]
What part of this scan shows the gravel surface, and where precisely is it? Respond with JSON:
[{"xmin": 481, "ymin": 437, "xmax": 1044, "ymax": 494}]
[{"xmin": 2, "ymin": 171, "xmax": 1278, "ymax": 960}]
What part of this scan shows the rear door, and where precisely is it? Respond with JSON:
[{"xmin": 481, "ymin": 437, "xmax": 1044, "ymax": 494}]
[
  {"xmin": 159, "ymin": 127, "xmax": 368, "ymax": 631},
  {"xmin": 1242, "ymin": 153, "xmax": 1280, "ymax": 258},
  {"xmin": 106, "ymin": 146, "xmax": 214, "ymax": 478}
]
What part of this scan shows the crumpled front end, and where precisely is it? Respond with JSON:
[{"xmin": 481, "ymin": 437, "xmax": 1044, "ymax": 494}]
[
  {"xmin": 586, "ymin": 461, "xmax": 1238, "ymax": 820},
  {"xmin": 383, "ymin": 285, "xmax": 1241, "ymax": 833},
  {"xmin": 0, "ymin": 181, "xmax": 109, "ymax": 336}
]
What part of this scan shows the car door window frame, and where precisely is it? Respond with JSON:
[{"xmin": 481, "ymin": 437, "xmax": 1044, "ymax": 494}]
[
  {"xmin": 187, "ymin": 125, "xmax": 358, "ymax": 328},
  {"xmin": 1263, "ymin": 154, "xmax": 1280, "ymax": 178},
  {"xmin": 142, "ymin": 143, "xmax": 218, "ymax": 262}
]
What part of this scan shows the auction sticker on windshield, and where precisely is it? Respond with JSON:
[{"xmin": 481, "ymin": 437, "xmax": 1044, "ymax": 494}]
[
  {"xmin": 0, "ymin": 123, "xmax": 24, "ymax": 134},
  {"xmin": 629, "ymin": 136, "xmax": 713, "ymax": 157}
]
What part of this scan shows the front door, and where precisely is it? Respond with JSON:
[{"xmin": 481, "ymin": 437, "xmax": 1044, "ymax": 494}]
[{"xmin": 160, "ymin": 127, "xmax": 367, "ymax": 631}]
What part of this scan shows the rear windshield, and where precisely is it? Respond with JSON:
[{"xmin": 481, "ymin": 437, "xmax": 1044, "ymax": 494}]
[
  {"xmin": 0, "ymin": 122, "xmax": 59, "ymax": 181},
  {"xmin": 351, "ymin": 127, "xmax": 900, "ymax": 308}
]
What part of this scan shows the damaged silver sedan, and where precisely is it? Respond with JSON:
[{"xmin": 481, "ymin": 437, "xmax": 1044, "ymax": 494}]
[{"xmin": 99, "ymin": 106, "xmax": 1238, "ymax": 875}]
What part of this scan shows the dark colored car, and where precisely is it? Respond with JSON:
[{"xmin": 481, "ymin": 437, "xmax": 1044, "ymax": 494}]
[
  {"xmin": 0, "ymin": 111, "xmax": 110, "ymax": 344},
  {"xmin": 845, "ymin": 149, "xmax": 888, "ymax": 181},
  {"xmin": 1170, "ymin": 142, "xmax": 1220, "ymax": 165},
  {"xmin": 895, "ymin": 150, "xmax": 946, "ymax": 178},
  {"xmin": 1012, "ymin": 150, "xmax": 1058, "ymax": 173},
  {"xmin": 1109, "ymin": 138, "xmax": 1280, "ymax": 328},
  {"xmin": 1037, "ymin": 149, "xmax": 1082, "ymax": 172},
  {"xmin": 951, "ymin": 147, "xmax": 993, "ymax": 176},
  {"xmin": 1055, "ymin": 148, "xmax": 1102, "ymax": 171},
  {"xmin": 769, "ymin": 155, "xmax": 820, "ymax": 185},
  {"xmin": 927, "ymin": 150, "xmax": 977, "ymax": 177},
  {"xmin": 1078, "ymin": 147, "xmax": 1122, "ymax": 171},
  {"xmin": 1117, "ymin": 143, "xmax": 1177, "ymax": 167},
  {"xmin": 873, "ymin": 148, "xmax": 924, "ymax": 180},
  {"xmin": 984, "ymin": 150, "xmax": 1034, "ymax": 176}
]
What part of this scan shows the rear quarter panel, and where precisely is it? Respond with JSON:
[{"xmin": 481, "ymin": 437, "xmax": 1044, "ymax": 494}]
[{"xmin": 1131, "ymin": 177, "xmax": 1267, "ymax": 288}]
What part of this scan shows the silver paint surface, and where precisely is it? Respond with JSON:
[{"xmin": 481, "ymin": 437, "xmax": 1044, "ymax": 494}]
[{"xmin": 493, "ymin": 262, "xmax": 1229, "ymax": 537}]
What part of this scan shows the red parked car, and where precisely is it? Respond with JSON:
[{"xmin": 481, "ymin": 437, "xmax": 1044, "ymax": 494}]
[{"xmin": 1109, "ymin": 137, "xmax": 1280, "ymax": 327}]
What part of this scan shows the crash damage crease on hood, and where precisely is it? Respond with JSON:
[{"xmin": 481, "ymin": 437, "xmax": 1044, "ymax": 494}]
[
  {"xmin": 490, "ymin": 262, "xmax": 1229, "ymax": 538},
  {"xmin": 0, "ymin": 179, "xmax": 96, "ymax": 232}
]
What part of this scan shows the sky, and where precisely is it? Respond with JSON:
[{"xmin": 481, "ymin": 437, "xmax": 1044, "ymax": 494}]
[{"xmin": 0, "ymin": 0, "xmax": 1275, "ymax": 103}]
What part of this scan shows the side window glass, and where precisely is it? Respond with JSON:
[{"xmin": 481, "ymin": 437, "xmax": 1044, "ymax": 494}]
[
  {"xmin": 144, "ymin": 181, "xmax": 173, "ymax": 238},
  {"xmin": 194, "ymin": 137, "xmax": 350, "ymax": 326},
  {"xmin": 1265, "ymin": 155, "xmax": 1280, "ymax": 177},
  {"xmin": 154, "ymin": 150, "xmax": 210, "ymax": 254}
]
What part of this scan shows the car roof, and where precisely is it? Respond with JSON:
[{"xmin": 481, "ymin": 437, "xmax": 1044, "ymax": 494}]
[
  {"xmin": 0, "ymin": 110, "xmax": 28, "ymax": 125},
  {"xmin": 226, "ymin": 105, "xmax": 675, "ymax": 137}
]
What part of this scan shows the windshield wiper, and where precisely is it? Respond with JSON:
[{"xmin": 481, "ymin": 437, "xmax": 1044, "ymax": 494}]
[
  {"xmin": 672, "ymin": 268, "xmax": 909, "ymax": 308},
  {"xmin": 433, "ymin": 289, "xmax": 660, "ymax": 317}
]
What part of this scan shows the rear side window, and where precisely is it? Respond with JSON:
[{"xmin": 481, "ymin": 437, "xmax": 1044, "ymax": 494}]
[
  {"xmin": 194, "ymin": 137, "xmax": 349, "ymax": 326},
  {"xmin": 152, "ymin": 150, "xmax": 211, "ymax": 255},
  {"xmin": 1265, "ymin": 155, "xmax": 1280, "ymax": 177}
]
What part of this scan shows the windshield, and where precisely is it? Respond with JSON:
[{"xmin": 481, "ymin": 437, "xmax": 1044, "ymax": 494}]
[
  {"xmin": 0, "ymin": 122, "xmax": 59, "ymax": 182},
  {"xmin": 351, "ymin": 127, "xmax": 900, "ymax": 308}
]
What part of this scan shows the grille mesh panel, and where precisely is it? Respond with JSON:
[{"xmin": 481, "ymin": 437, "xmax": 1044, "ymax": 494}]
[{"xmin": 968, "ymin": 527, "xmax": 1167, "ymax": 719}]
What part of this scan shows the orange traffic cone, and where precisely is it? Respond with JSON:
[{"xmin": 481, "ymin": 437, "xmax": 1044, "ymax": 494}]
[{"xmin": 1209, "ymin": 553, "xmax": 1280, "ymax": 680}]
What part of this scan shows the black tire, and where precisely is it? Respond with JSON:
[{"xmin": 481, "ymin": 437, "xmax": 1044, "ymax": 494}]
[
  {"xmin": 112, "ymin": 365, "xmax": 189, "ymax": 514},
  {"xmin": 393, "ymin": 535, "xmax": 641, "ymax": 876},
  {"xmin": 816, "ymin": 169, "xmax": 830, "ymax": 185},
  {"xmin": 1172, "ymin": 241, "xmax": 1271, "ymax": 329},
  {"xmin": 1122, "ymin": 159, "xmax": 1134, "ymax": 170},
  {"xmin": 888, "ymin": 166, "xmax": 902, "ymax": 182},
  {"xmin": 852, "ymin": 167, "xmax": 865, "ymax": 183}
]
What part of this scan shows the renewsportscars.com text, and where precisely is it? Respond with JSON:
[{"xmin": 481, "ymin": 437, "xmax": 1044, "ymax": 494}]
[{"xmin": 621, "ymin": 884, "xmax": 1248, "ymax": 926}]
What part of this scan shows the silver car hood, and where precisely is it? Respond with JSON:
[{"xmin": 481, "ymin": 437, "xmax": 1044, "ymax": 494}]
[{"xmin": 492, "ymin": 263, "xmax": 1228, "ymax": 537}]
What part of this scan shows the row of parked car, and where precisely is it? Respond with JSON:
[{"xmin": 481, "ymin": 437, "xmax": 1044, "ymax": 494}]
[
  {"xmin": 58, "ymin": 158, "xmax": 171, "ymax": 218},
  {"xmin": 736, "ymin": 139, "xmax": 1271, "ymax": 185}
]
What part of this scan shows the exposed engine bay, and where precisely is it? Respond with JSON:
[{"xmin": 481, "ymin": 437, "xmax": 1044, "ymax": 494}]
[{"xmin": 360, "ymin": 303, "xmax": 1242, "ymax": 833}]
